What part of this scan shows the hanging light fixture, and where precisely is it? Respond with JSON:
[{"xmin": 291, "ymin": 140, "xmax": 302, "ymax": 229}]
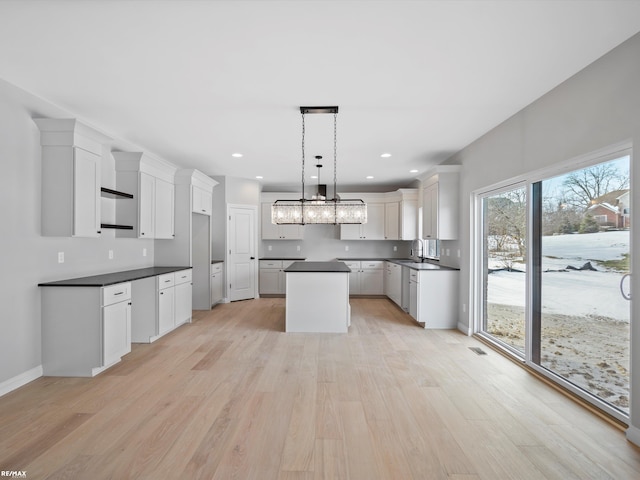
[{"xmin": 271, "ymin": 106, "xmax": 367, "ymax": 225}]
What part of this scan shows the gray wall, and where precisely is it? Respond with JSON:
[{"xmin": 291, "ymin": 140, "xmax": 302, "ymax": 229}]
[
  {"xmin": 260, "ymin": 224, "xmax": 412, "ymax": 260},
  {"xmin": 446, "ymin": 32, "xmax": 640, "ymax": 440},
  {"xmin": 0, "ymin": 79, "xmax": 155, "ymax": 388}
]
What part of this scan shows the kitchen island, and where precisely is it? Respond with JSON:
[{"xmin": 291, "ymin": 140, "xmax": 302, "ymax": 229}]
[{"xmin": 284, "ymin": 261, "xmax": 351, "ymax": 333}]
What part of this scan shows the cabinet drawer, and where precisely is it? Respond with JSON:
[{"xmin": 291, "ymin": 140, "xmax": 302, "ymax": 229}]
[
  {"xmin": 409, "ymin": 270, "xmax": 419, "ymax": 282},
  {"xmin": 102, "ymin": 282, "xmax": 132, "ymax": 306},
  {"xmin": 361, "ymin": 261, "xmax": 384, "ymax": 270},
  {"xmin": 174, "ymin": 269, "xmax": 192, "ymax": 285},
  {"xmin": 260, "ymin": 260, "xmax": 282, "ymax": 269},
  {"xmin": 157, "ymin": 273, "xmax": 175, "ymax": 289},
  {"xmin": 211, "ymin": 262, "xmax": 223, "ymax": 273}
]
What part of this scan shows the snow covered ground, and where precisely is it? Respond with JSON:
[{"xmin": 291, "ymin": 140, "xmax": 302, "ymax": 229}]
[{"xmin": 488, "ymin": 231, "xmax": 630, "ymax": 321}]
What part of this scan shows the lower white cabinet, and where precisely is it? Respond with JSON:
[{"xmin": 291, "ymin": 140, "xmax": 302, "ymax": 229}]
[
  {"xmin": 211, "ymin": 262, "xmax": 224, "ymax": 305},
  {"xmin": 409, "ymin": 269, "xmax": 458, "ymax": 328},
  {"xmin": 259, "ymin": 260, "xmax": 296, "ymax": 295},
  {"xmin": 344, "ymin": 260, "xmax": 384, "ymax": 295},
  {"xmin": 384, "ymin": 261, "xmax": 402, "ymax": 306},
  {"xmin": 41, "ymin": 282, "xmax": 132, "ymax": 377},
  {"xmin": 132, "ymin": 269, "xmax": 192, "ymax": 343}
]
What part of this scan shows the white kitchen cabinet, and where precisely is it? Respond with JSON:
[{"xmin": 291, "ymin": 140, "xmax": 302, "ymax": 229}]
[
  {"xmin": 114, "ymin": 151, "xmax": 177, "ymax": 239},
  {"xmin": 384, "ymin": 261, "xmax": 402, "ymax": 306},
  {"xmin": 174, "ymin": 269, "xmax": 193, "ymax": 326},
  {"xmin": 340, "ymin": 203, "xmax": 385, "ymax": 240},
  {"xmin": 193, "ymin": 185, "xmax": 212, "ymax": 216},
  {"xmin": 344, "ymin": 260, "xmax": 384, "ymax": 295},
  {"xmin": 131, "ymin": 268, "xmax": 192, "ymax": 343},
  {"xmin": 422, "ymin": 168, "xmax": 460, "ymax": 240},
  {"xmin": 211, "ymin": 262, "xmax": 224, "ymax": 305},
  {"xmin": 384, "ymin": 202, "xmax": 400, "ymax": 240},
  {"xmin": 399, "ymin": 196, "xmax": 418, "ymax": 240},
  {"xmin": 259, "ymin": 260, "xmax": 296, "ymax": 295},
  {"xmin": 261, "ymin": 203, "xmax": 304, "ymax": 239},
  {"xmin": 35, "ymin": 118, "xmax": 110, "ymax": 238},
  {"xmin": 409, "ymin": 269, "xmax": 458, "ymax": 328},
  {"xmin": 41, "ymin": 282, "xmax": 131, "ymax": 377}
]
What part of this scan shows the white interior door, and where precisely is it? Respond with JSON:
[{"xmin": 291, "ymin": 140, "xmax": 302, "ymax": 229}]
[{"xmin": 228, "ymin": 205, "xmax": 257, "ymax": 301}]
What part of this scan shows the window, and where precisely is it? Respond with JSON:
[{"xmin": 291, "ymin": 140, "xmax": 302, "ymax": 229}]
[{"xmin": 475, "ymin": 151, "xmax": 631, "ymax": 419}]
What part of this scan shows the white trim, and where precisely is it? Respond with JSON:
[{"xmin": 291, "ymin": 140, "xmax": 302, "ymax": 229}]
[
  {"xmin": 628, "ymin": 425, "xmax": 640, "ymax": 447},
  {"xmin": 0, "ymin": 365, "xmax": 43, "ymax": 397},
  {"xmin": 457, "ymin": 321, "xmax": 472, "ymax": 336}
]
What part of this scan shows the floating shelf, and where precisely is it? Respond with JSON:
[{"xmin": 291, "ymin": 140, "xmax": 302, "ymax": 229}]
[
  {"xmin": 100, "ymin": 223, "xmax": 134, "ymax": 230},
  {"xmin": 100, "ymin": 187, "xmax": 133, "ymax": 199}
]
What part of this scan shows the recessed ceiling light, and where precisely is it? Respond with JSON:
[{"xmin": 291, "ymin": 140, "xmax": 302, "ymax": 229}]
[
  {"xmin": 366, "ymin": 176, "xmax": 374, "ymax": 179},
  {"xmin": 232, "ymin": 153, "xmax": 243, "ymax": 158},
  {"xmin": 381, "ymin": 153, "xmax": 391, "ymax": 158},
  {"xmin": 255, "ymin": 176, "xmax": 263, "ymax": 179},
  {"xmin": 410, "ymin": 169, "xmax": 419, "ymax": 173}
]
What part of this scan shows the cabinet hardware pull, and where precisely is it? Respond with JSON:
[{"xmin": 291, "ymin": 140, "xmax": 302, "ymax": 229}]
[
  {"xmin": 114, "ymin": 292, "xmax": 124, "ymax": 296},
  {"xmin": 160, "ymin": 292, "xmax": 164, "ymax": 295},
  {"xmin": 165, "ymin": 280, "xmax": 171, "ymax": 283},
  {"xmin": 128, "ymin": 302, "xmax": 132, "ymax": 306}
]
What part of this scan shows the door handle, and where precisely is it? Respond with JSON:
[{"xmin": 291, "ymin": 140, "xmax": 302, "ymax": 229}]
[
  {"xmin": 620, "ymin": 273, "xmax": 631, "ymax": 300},
  {"xmin": 250, "ymin": 257, "xmax": 255, "ymax": 260}
]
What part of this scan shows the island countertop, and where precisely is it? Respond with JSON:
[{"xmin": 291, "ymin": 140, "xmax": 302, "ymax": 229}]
[
  {"xmin": 284, "ymin": 261, "xmax": 351, "ymax": 273},
  {"xmin": 38, "ymin": 266, "xmax": 192, "ymax": 287}
]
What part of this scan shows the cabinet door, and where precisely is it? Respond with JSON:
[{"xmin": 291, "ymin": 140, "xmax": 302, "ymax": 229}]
[
  {"xmin": 154, "ymin": 178, "xmax": 175, "ymax": 239},
  {"xmin": 348, "ymin": 270, "xmax": 360, "ymax": 295},
  {"xmin": 103, "ymin": 300, "xmax": 131, "ymax": 367},
  {"xmin": 259, "ymin": 269, "xmax": 281, "ymax": 294},
  {"xmin": 158, "ymin": 287, "xmax": 175, "ymax": 335},
  {"xmin": 340, "ymin": 224, "xmax": 362, "ymax": 240},
  {"xmin": 174, "ymin": 281, "xmax": 192, "ymax": 326},
  {"xmin": 261, "ymin": 203, "xmax": 281, "ymax": 239},
  {"xmin": 279, "ymin": 224, "xmax": 304, "ymax": 239},
  {"xmin": 384, "ymin": 202, "xmax": 400, "ymax": 240},
  {"xmin": 362, "ymin": 203, "xmax": 385, "ymax": 240},
  {"xmin": 211, "ymin": 272, "xmax": 223, "ymax": 304},
  {"xmin": 73, "ymin": 148, "xmax": 101, "ymax": 237},
  {"xmin": 423, "ymin": 183, "xmax": 438, "ymax": 239},
  {"xmin": 400, "ymin": 199, "xmax": 418, "ymax": 240},
  {"xmin": 360, "ymin": 269, "xmax": 384, "ymax": 295},
  {"xmin": 193, "ymin": 186, "xmax": 212, "ymax": 216},
  {"xmin": 139, "ymin": 172, "xmax": 155, "ymax": 238}
]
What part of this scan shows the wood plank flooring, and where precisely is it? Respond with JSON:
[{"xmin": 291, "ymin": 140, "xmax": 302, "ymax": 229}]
[{"xmin": 1, "ymin": 298, "xmax": 640, "ymax": 479}]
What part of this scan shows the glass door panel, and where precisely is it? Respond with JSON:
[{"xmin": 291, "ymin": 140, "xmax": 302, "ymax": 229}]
[
  {"xmin": 538, "ymin": 156, "xmax": 630, "ymax": 412},
  {"xmin": 480, "ymin": 186, "xmax": 527, "ymax": 355}
]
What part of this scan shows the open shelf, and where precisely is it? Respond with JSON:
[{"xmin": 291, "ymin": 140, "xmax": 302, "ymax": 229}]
[
  {"xmin": 100, "ymin": 187, "xmax": 133, "ymax": 199},
  {"xmin": 100, "ymin": 223, "xmax": 134, "ymax": 230}
]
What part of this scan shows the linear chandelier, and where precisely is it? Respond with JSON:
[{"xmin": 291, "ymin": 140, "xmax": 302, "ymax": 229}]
[{"xmin": 271, "ymin": 106, "xmax": 367, "ymax": 225}]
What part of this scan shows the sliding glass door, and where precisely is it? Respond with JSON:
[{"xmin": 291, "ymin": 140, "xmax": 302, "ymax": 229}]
[
  {"xmin": 535, "ymin": 157, "xmax": 630, "ymax": 412},
  {"xmin": 477, "ymin": 153, "xmax": 631, "ymax": 416},
  {"xmin": 479, "ymin": 185, "xmax": 527, "ymax": 355}
]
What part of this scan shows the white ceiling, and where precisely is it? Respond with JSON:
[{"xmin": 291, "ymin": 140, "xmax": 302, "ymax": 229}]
[{"xmin": 2, "ymin": 1, "xmax": 640, "ymax": 191}]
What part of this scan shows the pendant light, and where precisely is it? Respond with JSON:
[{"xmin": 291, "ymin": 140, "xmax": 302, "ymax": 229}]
[{"xmin": 271, "ymin": 106, "xmax": 367, "ymax": 225}]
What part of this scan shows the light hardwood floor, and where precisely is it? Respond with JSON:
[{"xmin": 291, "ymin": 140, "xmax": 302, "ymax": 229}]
[{"xmin": 1, "ymin": 298, "xmax": 640, "ymax": 479}]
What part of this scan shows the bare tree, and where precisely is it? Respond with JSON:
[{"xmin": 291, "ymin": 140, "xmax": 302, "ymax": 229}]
[{"xmin": 562, "ymin": 163, "xmax": 629, "ymax": 210}]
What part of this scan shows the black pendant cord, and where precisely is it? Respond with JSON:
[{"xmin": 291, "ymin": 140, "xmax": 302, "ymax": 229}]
[
  {"xmin": 301, "ymin": 112, "xmax": 306, "ymax": 202},
  {"xmin": 333, "ymin": 112, "xmax": 337, "ymax": 201}
]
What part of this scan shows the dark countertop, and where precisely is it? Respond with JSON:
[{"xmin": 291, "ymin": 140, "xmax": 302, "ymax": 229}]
[
  {"xmin": 211, "ymin": 260, "xmax": 224, "ymax": 264},
  {"xmin": 337, "ymin": 257, "xmax": 459, "ymax": 271},
  {"xmin": 284, "ymin": 261, "xmax": 351, "ymax": 273},
  {"xmin": 260, "ymin": 257, "xmax": 306, "ymax": 261},
  {"xmin": 38, "ymin": 266, "xmax": 192, "ymax": 287}
]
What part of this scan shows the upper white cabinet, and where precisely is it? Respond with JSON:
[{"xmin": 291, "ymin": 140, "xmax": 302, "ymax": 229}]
[
  {"xmin": 398, "ymin": 189, "xmax": 418, "ymax": 240},
  {"xmin": 35, "ymin": 118, "xmax": 111, "ymax": 237},
  {"xmin": 193, "ymin": 185, "xmax": 212, "ymax": 216},
  {"xmin": 341, "ymin": 203, "xmax": 385, "ymax": 240},
  {"xmin": 384, "ymin": 202, "xmax": 400, "ymax": 240},
  {"xmin": 113, "ymin": 152, "xmax": 177, "ymax": 239},
  {"xmin": 421, "ymin": 167, "xmax": 460, "ymax": 240},
  {"xmin": 261, "ymin": 203, "xmax": 304, "ymax": 239}
]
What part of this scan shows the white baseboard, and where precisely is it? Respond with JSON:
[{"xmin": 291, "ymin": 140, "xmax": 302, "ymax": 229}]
[
  {"xmin": 626, "ymin": 425, "xmax": 640, "ymax": 447},
  {"xmin": 457, "ymin": 321, "xmax": 472, "ymax": 336},
  {"xmin": 0, "ymin": 365, "xmax": 43, "ymax": 397}
]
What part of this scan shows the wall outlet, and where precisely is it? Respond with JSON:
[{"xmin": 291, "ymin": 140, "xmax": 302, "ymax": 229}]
[
  {"xmin": 393, "ymin": 245, "xmax": 397, "ymax": 252},
  {"xmin": 296, "ymin": 245, "xmax": 301, "ymax": 251},
  {"xmin": 143, "ymin": 248, "xmax": 147, "ymax": 257},
  {"xmin": 345, "ymin": 245, "xmax": 349, "ymax": 252},
  {"xmin": 268, "ymin": 245, "xmax": 272, "ymax": 251},
  {"xmin": 108, "ymin": 249, "xmax": 114, "ymax": 260},
  {"xmin": 463, "ymin": 303, "xmax": 467, "ymax": 313},
  {"xmin": 457, "ymin": 249, "xmax": 461, "ymax": 258},
  {"xmin": 57, "ymin": 252, "xmax": 64, "ymax": 264},
  {"xmin": 446, "ymin": 248, "xmax": 450, "ymax": 256}
]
